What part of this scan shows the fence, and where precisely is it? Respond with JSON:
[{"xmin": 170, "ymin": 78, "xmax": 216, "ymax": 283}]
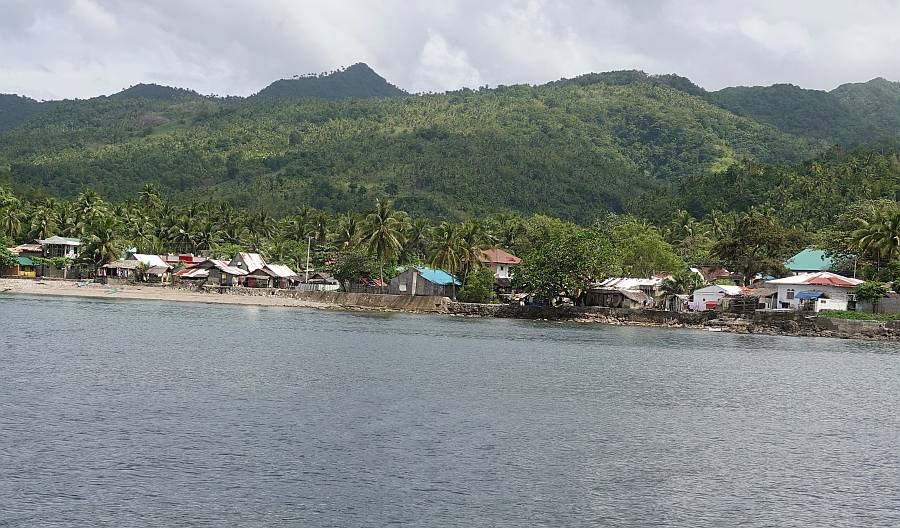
[
  {"xmin": 345, "ymin": 284, "xmax": 389, "ymax": 295},
  {"xmin": 293, "ymin": 283, "xmax": 340, "ymax": 292}
]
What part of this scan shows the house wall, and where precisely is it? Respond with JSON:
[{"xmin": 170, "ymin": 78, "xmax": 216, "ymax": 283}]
[
  {"xmin": 689, "ymin": 287, "xmax": 728, "ymax": 311},
  {"xmin": 43, "ymin": 244, "xmax": 79, "ymax": 259},
  {"xmin": 773, "ymin": 284, "xmax": 854, "ymax": 310},
  {"xmin": 390, "ymin": 269, "xmax": 451, "ymax": 297}
]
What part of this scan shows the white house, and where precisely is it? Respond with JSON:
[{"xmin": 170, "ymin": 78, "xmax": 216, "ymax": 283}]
[
  {"xmin": 689, "ymin": 284, "xmax": 744, "ymax": 311},
  {"xmin": 600, "ymin": 276, "xmax": 668, "ymax": 298},
  {"xmin": 765, "ymin": 272, "xmax": 863, "ymax": 312},
  {"xmin": 38, "ymin": 236, "xmax": 81, "ymax": 259},
  {"xmin": 478, "ymin": 248, "xmax": 520, "ymax": 280}
]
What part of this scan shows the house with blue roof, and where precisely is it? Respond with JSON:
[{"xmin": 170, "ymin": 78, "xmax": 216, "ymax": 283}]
[
  {"xmin": 389, "ymin": 266, "xmax": 462, "ymax": 297},
  {"xmin": 784, "ymin": 249, "xmax": 833, "ymax": 275}
]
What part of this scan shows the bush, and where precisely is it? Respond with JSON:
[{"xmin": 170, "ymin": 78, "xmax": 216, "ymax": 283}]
[{"xmin": 457, "ymin": 267, "xmax": 497, "ymax": 304}]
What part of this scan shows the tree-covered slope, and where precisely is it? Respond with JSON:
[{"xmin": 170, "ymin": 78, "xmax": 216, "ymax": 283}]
[
  {"xmin": 253, "ymin": 63, "xmax": 407, "ymax": 99},
  {"xmin": 0, "ymin": 78, "xmax": 822, "ymax": 223},
  {"xmin": 0, "ymin": 94, "xmax": 43, "ymax": 133}
]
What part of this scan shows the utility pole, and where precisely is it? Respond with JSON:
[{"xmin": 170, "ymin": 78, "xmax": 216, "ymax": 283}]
[{"xmin": 305, "ymin": 236, "xmax": 311, "ymax": 283}]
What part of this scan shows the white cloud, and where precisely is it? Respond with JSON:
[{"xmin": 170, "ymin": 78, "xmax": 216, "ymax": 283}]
[
  {"xmin": 2, "ymin": 0, "xmax": 900, "ymax": 99},
  {"xmin": 412, "ymin": 31, "xmax": 483, "ymax": 92}
]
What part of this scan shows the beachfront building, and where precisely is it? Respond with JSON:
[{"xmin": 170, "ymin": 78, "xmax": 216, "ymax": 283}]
[
  {"xmin": 229, "ymin": 252, "xmax": 266, "ymax": 274},
  {"xmin": 389, "ymin": 267, "xmax": 461, "ymax": 297},
  {"xmin": 39, "ymin": 236, "xmax": 81, "ymax": 259},
  {"xmin": 596, "ymin": 276, "xmax": 667, "ymax": 299},
  {"xmin": 784, "ymin": 249, "xmax": 833, "ymax": 275},
  {"xmin": 689, "ymin": 284, "xmax": 744, "ymax": 311},
  {"xmin": 478, "ymin": 248, "xmax": 521, "ymax": 292},
  {"xmin": 766, "ymin": 272, "xmax": 863, "ymax": 312},
  {"xmin": 584, "ymin": 287, "xmax": 651, "ymax": 309},
  {"xmin": 2, "ymin": 256, "xmax": 37, "ymax": 277},
  {"xmin": 264, "ymin": 264, "xmax": 299, "ymax": 289},
  {"xmin": 690, "ymin": 266, "xmax": 732, "ymax": 284},
  {"xmin": 186, "ymin": 259, "xmax": 248, "ymax": 286}
]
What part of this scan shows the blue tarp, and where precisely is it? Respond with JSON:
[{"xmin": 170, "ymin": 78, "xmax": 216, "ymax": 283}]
[
  {"xmin": 416, "ymin": 267, "xmax": 462, "ymax": 286},
  {"xmin": 795, "ymin": 291, "xmax": 824, "ymax": 300}
]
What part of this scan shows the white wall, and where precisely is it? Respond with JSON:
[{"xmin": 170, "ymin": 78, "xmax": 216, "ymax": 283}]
[{"xmin": 773, "ymin": 284, "xmax": 854, "ymax": 310}]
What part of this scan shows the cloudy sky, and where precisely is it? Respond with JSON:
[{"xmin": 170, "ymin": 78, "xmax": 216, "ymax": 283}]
[{"xmin": 2, "ymin": 0, "xmax": 900, "ymax": 100}]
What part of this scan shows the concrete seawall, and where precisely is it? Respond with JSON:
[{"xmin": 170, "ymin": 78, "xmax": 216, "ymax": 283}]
[{"xmin": 221, "ymin": 287, "xmax": 451, "ymax": 313}]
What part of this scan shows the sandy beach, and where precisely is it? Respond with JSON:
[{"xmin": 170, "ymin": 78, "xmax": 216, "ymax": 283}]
[{"xmin": 0, "ymin": 278, "xmax": 335, "ymax": 310}]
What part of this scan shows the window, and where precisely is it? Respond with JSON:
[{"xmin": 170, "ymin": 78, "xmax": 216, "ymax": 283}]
[{"xmin": 786, "ymin": 289, "xmax": 795, "ymax": 300}]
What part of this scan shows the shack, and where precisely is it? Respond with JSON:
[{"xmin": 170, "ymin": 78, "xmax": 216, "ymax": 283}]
[{"xmin": 389, "ymin": 267, "xmax": 461, "ymax": 297}]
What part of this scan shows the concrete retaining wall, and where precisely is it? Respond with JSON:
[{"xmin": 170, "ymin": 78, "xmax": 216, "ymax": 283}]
[
  {"xmin": 220, "ymin": 287, "xmax": 451, "ymax": 313},
  {"xmin": 448, "ymin": 302, "xmax": 716, "ymax": 325}
]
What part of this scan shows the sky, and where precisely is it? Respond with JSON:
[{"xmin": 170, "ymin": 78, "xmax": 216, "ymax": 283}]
[{"xmin": 2, "ymin": 0, "xmax": 900, "ymax": 100}]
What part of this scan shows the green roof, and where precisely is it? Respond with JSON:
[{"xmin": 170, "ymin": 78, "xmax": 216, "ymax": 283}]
[
  {"xmin": 16, "ymin": 256, "xmax": 33, "ymax": 266},
  {"xmin": 785, "ymin": 249, "xmax": 832, "ymax": 272}
]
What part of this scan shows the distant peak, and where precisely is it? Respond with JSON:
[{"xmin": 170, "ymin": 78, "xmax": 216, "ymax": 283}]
[
  {"xmin": 110, "ymin": 83, "xmax": 200, "ymax": 100},
  {"xmin": 254, "ymin": 62, "xmax": 407, "ymax": 100}
]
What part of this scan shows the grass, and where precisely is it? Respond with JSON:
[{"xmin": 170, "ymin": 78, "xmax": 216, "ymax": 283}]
[{"xmin": 818, "ymin": 310, "xmax": 900, "ymax": 321}]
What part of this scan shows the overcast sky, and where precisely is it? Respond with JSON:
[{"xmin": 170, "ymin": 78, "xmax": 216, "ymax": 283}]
[{"xmin": 3, "ymin": 0, "xmax": 900, "ymax": 100}]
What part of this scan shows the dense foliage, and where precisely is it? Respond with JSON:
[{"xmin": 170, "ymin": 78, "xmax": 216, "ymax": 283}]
[{"xmin": 1, "ymin": 68, "xmax": 832, "ymax": 223}]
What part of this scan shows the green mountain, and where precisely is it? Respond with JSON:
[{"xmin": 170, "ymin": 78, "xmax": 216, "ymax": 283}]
[
  {"xmin": 3, "ymin": 67, "xmax": 900, "ymax": 223},
  {"xmin": 706, "ymin": 78, "xmax": 900, "ymax": 145},
  {"xmin": 254, "ymin": 63, "xmax": 407, "ymax": 99},
  {"xmin": 0, "ymin": 94, "xmax": 43, "ymax": 133},
  {"xmin": 0, "ymin": 75, "xmax": 822, "ymax": 222}
]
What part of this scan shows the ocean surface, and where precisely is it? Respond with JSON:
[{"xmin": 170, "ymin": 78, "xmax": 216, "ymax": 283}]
[{"xmin": 1, "ymin": 294, "xmax": 899, "ymax": 527}]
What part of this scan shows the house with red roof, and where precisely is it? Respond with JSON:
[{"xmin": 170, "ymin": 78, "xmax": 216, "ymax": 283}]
[
  {"xmin": 479, "ymin": 247, "xmax": 521, "ymax": 293},
  {"xmin": 766, "ymin": 272, "xmax": 863, "ymax": 312}
]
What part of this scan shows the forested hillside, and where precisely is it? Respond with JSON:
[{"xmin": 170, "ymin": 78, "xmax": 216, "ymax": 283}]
[{"xmin": 1, "ymin": 67, "xmax": 900, "ymax": 223}]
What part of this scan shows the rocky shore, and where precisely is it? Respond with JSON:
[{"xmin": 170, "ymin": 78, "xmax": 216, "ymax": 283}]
[{"xmin": 3, "ymin": 278, "xmax": 898, "ymax": 341}]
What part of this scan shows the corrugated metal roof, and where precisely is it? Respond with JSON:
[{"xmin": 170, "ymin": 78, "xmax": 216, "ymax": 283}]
[
  {"xmin": 597, "ymin": 277, "xmax": 664, "ymax": 289},
  {"xmin": 785, "ymin": 249, "xmax": 833, "ymax": 272},
  {"xmin": 479, "ymin": 248, "xmax": 521, "ymax": 265},
  {"xmin": 128, "ymin": 254, "xmax": 169, "ymax": 268},
  {"xmin": 210, "ymin": 259, "xmax": 248, "ymax": 276},
  {"xmin": 767, "ymin": 272, "xmax": 862, "ymax": 288},
  {"xmin": 235, "ymin": 252, "xmax": 266, "ymax": 272},
  {"xmin": 265, "ymin": 264, "xmax": 298, "ymax": 278},
  {"xmin": 16, "ymin": 256, "xmax": 33, "ymax": 266},
  {"xmin": 416, "ymin": 267, "xmax": 461, "ymax": 286},
  {"xmin": 38, "ymin": 236, "xmax": 81, "ymax": 246}
]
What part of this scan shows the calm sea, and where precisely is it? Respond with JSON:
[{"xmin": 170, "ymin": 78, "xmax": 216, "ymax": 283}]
[{"xmin": 1, "ymin": 294, "xmax": 899, "ymax": 527}]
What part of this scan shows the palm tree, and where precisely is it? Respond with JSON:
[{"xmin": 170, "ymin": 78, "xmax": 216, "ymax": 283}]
[
  {"xmin": 29, "ymin": 207, "xmax": 58, "ymax": 240},
  {"xmin": 0, "ymin": 207, "xmax": 22, "ymax": 240},
  {"xmin": 364, "ymin": 199, "xmax": 405, "ymax": 286},
  {"xmin": 852, "ymin": 209, "xmax": 900, "ymax": 273},
  {"xmin": 457, "ymin": 220, "xmax": 487, "ymax": 280},
  {"xmin": 660, "ymin": 270, "xmax": 701, "ymax": 311},
  {"xmin": 82, "ymin": 217, "xmax": 122, "ymax": 272},
  {"xmin": 429, "ymin": 222, "xmax": 462, "ymax": 299},
  {"xmin": 138, "ymin": 183, "xmax": 163, "ymax": 210},
  {"xmin": 401, "ymin": 218, "xmax": 432, "ymax": 262},
  {"xmin": 334, "ymin": 212, "xmax": 361, "ymax": 248}
]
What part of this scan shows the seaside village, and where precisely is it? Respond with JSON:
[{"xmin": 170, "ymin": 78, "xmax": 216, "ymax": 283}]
[{"xmin": 4, "ymin": 235, "xmax": 900, "ymax": 316}]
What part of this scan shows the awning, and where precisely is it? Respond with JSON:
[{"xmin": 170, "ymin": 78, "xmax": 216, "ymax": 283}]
[
  {"xmin": 795, "ymin": 291, "xmax": 824, "ymax": 300},
  {"xmin": 16, "ymin": 256, "xmax": 33, "ymax": 266}
]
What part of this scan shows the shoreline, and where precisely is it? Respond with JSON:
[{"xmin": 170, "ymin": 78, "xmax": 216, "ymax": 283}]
[{"xmin": 2, "ymin": 278, "xmax": 898, "ymax": 341}]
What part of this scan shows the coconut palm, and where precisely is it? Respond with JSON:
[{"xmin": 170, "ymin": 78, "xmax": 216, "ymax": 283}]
[
  {"xmin": 429, "ymin": 222, "xmax": 462, "ymax": 298},
  {"xmin": 457, "ymin": 220, "xmax": 488, "ymax": 280},
  {"xmin": 29, "ymin": 207, "xmax": 58, "ymax": 240},
  {"xmin": 853, "ymin": 209, "xmax": 900, "ymax": 271},
  {"xmin": 0, "ymin": 206, "xmax": 22, "ymax": 239},
  {"xmin": 364, "ymin": 199, "xmax": 405, "ymax": 286},
  {"xmin": 82, "ymin": 216, "xmax": 122, "ymax": 271}
]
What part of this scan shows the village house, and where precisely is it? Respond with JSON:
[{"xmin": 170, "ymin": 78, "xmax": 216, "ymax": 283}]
[
  {"xmin": 184, "ymin": 259, "xmax": 248, "ymax": 286},
  {"xmin": 478, "ymin": 247, "xmax": 521, "ymax": 291},
  {"xmin": 229, "ymin": 252, "xmax": 266, "ymax": 274},
  {"xmin": 264, "ymin": 264, "xmax": 299, "ymax": 289},
  {"xmin": 689, "ymin": 284, "xmax": 745, "ymax": 311},
  {"xmin": 32, "ymin": 236, "xmax": 82, "ymax": 278},
  {"xmin": 97, "ymin": 260, "xmax": 142, "ymax": 283},
  {"xmin": 389, "ymin": 267, "xmax": 461, "ymax": 297},
  {"xmin": 690, "ymin": 266, "xmax": 732, "ymax": 284},
  {"xmin": 584, "ymin": 287, "xmax": 651, "ymax": 309},
  {"xmin": 784, "ymin": 248, "xmax": 833, "ymax": 275},
  {"xmin": 2, "ymin": 255, "xmax": 37, "ymax": 277},
  {"xmin": 596, "ymin": 276, "xmax": 667, "ymax": 299},
  {"xmin": 766, "ymin": 272, "xmax": 863, "ymax": 312}
]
